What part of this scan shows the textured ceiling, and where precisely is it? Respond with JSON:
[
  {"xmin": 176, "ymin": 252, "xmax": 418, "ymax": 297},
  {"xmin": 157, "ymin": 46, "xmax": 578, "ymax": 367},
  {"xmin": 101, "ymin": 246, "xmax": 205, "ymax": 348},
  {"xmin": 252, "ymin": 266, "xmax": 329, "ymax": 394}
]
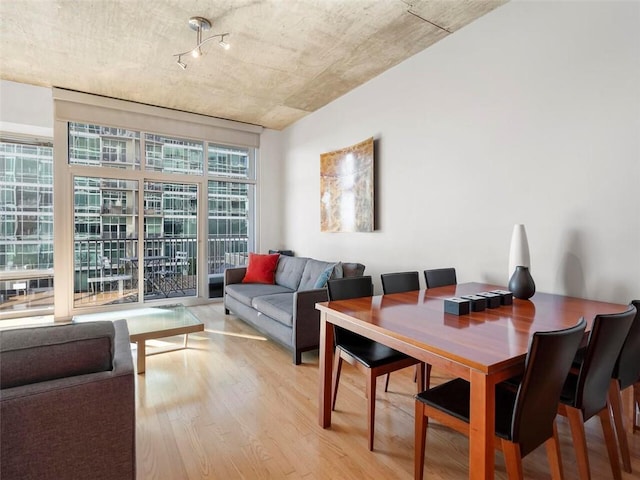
[{"xmin": 0, "ymin": 0, "xmax": 507, "ymax": 130}]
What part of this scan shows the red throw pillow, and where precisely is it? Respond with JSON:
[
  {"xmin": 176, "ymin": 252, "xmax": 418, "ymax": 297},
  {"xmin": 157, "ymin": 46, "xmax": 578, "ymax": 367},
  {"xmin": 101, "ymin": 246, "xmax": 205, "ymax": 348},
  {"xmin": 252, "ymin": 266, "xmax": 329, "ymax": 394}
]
[{"xmin": 242, "ymin": 253, "xmax": 280, "ymax": 284}]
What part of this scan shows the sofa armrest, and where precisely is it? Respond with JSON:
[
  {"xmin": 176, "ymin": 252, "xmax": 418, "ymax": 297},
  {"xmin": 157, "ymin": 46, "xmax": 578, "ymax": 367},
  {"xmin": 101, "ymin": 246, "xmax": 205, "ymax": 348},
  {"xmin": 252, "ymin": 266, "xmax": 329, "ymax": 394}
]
[
  {"xmin": 223, "ymin": 267, "xmax": 247, "ymax": 314},
  {"xmin": 224, "ymin": 267, "xmax": 247, "ymax": 286},
  {"xmin": 0, "ymin": 320, "xmax": 135, "ymax": 480},
  {"xmin": 292, "ymin": 288, "xmax": 328, "ymax": 364},
  {"xmin": 112, "ymin": 319, "xmax": 135, "ymax": 375}
]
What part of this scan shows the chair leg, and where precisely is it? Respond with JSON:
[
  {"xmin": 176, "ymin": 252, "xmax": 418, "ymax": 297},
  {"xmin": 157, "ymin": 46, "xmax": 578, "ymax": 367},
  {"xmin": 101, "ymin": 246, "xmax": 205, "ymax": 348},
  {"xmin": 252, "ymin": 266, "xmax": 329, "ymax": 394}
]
[
  {"xmin": 414, "ymin": 400, "xmax": 427, "ymax": 480},
  {"xmin": 544, "ymin": 420, "xmax": 564, "ymax": 480},
  {"xmin": 384, "ymin": 373, "xmax": 390, "ymax": 392},
  {"xmin": 331, "ymin": 349, "xmax": 343, "ymax": 411},
  {"xmin": 501, "ymin": 439, "xmax": 524, "ymax": 480},
  {"xmin": 608, "ymin": 380, "xmax": 632, "ymax": 472},
  {"xmin": 366, "ymin": 370, "xmax": 377, "ymax": 451},
  {"xmin": 598, "ymin": 406, "xmax": 622, "ymax": 480},
  {"xmin": 564, "ymin": 406, "xmax": 591, "ymax": 480}
]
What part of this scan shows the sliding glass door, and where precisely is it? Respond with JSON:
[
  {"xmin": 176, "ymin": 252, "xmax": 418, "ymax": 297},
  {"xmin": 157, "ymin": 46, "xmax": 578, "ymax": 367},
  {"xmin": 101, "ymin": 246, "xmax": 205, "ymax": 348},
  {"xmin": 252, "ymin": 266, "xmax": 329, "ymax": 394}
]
[{"xmin": 72, "ymin": 178, "xmax": 201, "ymax": 308}]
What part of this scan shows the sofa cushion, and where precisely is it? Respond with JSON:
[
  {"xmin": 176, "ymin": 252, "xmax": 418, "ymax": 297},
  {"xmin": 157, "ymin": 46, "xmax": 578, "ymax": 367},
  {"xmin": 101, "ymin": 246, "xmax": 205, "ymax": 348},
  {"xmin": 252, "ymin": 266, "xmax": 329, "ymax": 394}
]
[
  {"xmin": 251, "ymin": 293, "xmax": 295, "ymax": 327},
  {"xmin": 242, "ymin": 252, "xmax": 280, "ymax": 284},
  {"xmin": 298, "ymin": 259, "xmax": 338, "ymax": 291},
  {"xmin": 226, "ymin": 283, "xmax": 294, "ymax": 308},
  {"xmin": 0, "ymin": 321, "xmax": 115, "ymax": 389},
  {"xmin": 332, "ymin": 262, "xmax": 344, "ymax": 279},
  {"xmin": 274, "ymin": 255, "xmax": 308, "ymax": 290}
]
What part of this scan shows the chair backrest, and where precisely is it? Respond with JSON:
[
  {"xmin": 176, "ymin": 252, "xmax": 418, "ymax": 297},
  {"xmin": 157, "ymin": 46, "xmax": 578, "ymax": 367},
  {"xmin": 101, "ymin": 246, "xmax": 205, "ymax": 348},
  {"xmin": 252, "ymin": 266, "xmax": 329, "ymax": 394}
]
[
  {"xmin": 424, "ymin": 268, "xmax": 457, "ymax": 288},
  {"xmin": 381, "ymin": 271, "xmax": 420, "ymax": 294},
  {"xmin": 612, "ymin": 300, "xmax": 640, "ymax": 389},
  {"xmin": 510, "ymin": 318, "xmax": 586, "ymax": 456},
  {"xmin": 327, "ymin": 276, "xmax": 373, "ymax": 346},
  {"xmin": 572, "ymin": 306, "xmax": 636, "ymax": 419},
  {"xmin": 327, "ymin": 276, "xmax": 373, "ymax": 301}
]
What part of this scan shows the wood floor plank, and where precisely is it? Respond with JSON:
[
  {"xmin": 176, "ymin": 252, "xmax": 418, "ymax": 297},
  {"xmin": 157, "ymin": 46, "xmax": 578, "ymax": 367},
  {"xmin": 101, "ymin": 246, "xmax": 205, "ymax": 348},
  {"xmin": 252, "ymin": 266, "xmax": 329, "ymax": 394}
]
[{"xmin": 135, "ymin": 303, "xmax": 640, "ymax": 480}]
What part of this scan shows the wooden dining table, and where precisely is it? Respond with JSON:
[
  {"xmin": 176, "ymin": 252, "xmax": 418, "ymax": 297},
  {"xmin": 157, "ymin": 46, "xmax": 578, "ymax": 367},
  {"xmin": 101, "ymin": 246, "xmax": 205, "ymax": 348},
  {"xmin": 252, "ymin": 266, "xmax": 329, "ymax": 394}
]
[{"xmin": 316, "ymin": 282, "xmax": 628, "ymax": 480}]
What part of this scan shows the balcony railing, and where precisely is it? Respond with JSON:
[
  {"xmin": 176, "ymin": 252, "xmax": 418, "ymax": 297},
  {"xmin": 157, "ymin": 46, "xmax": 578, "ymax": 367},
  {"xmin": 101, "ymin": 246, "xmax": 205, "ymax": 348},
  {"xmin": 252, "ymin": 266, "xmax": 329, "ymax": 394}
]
[
  {"xmin": 0, "ymin": 234, "xmax": 250, "ymax": 310},
  {"xmin": 71, "ymin": 234, "xmax": 248, "ymax": 303}
]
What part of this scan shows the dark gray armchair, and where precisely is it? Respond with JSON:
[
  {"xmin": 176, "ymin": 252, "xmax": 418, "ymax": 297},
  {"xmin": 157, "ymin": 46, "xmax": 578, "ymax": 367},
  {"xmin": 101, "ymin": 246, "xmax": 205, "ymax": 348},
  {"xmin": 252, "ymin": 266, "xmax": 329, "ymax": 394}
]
[{"xmin": 1, "ymin": 319, "xmax": 135, "ymax": 480}]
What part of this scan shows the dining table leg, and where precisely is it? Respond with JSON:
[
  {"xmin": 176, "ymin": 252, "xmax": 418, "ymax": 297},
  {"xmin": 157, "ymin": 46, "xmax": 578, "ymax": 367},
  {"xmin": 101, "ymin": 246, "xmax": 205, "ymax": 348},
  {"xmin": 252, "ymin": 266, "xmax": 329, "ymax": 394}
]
[
  {"xmin": 319, "ymin": 312, "xmax": 334, "ymax": 428},
  {"xmin": 469, "ymin": 369, "xmax": 495, "ymax": 480}
]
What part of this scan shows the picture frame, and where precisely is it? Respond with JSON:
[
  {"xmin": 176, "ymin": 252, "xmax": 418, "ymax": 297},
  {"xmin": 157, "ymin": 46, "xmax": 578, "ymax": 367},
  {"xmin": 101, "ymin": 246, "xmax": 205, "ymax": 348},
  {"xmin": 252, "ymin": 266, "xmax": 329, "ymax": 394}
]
[{"xmin": 320, "ymin": 137, "xmax": 374, "ymax": 232}]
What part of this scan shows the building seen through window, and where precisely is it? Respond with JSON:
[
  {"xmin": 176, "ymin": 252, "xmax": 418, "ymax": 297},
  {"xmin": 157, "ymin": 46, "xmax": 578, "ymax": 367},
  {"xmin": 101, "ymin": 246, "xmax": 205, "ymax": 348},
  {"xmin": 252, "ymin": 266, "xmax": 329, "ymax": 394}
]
[
  {"xmin": 0, "ymin": 141, "xmax": 54, "ymax": 311},
  {"xmin": 1, "ymin": 123, "xmax": 255, "ymax": 315}
]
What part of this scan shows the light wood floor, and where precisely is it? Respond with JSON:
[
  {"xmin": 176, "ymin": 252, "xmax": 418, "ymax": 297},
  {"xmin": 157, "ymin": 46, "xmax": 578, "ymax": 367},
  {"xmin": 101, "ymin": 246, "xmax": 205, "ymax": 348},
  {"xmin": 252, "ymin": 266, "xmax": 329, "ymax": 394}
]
[{"xmin": 135, "ymin": 303, "xmax": 640, "ymax": 479}]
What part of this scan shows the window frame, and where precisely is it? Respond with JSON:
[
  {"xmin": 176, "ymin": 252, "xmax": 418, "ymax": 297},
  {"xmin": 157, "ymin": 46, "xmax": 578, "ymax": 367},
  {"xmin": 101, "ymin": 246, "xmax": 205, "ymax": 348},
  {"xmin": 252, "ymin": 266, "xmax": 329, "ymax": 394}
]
[{"xmin": 53, "ymin": 89, "xmax": 260, "ymax": 319}]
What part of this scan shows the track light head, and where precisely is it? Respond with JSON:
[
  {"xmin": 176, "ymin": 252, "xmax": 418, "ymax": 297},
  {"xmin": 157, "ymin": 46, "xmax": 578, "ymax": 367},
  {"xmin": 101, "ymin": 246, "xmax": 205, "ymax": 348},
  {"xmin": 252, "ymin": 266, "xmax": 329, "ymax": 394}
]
[{"xmin": 219, "ymin": 34, "xmax": 230, "ymax": 50}]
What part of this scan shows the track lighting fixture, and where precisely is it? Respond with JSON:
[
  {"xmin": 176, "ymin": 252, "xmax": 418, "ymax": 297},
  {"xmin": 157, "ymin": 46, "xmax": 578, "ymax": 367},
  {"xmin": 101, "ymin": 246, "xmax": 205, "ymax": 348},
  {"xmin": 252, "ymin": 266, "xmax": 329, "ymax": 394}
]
[{"xmin": 173, "ymin": 16, "xmax": 230, "ymax": 69}]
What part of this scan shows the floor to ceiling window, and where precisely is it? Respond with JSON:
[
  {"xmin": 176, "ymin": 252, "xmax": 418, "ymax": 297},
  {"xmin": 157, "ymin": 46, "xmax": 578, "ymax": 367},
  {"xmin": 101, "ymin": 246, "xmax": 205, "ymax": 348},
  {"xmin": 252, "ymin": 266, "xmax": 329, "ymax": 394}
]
[
  {"xmin": 0, "ymin": 140, "xmax": 54, "ymax": 317},
  {"xmin": 53, "ymin": 89, "xmax": 260, "ymax": 318},
  {"xmin": 207, "ymin": 144, "xmax": 255, "ymax": 297},
  {"xmin": 68, "ymin": 123, "xmax": 255, "ymax": 310}
]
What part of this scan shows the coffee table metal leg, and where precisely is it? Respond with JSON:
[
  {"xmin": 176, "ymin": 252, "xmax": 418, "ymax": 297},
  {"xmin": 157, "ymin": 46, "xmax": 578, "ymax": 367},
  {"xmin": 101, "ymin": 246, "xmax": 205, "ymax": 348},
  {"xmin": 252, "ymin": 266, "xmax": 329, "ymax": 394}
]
[
  {"xmin": 137, "ymin": 340, "xmax": 146, "ymax": 374},
  {"xmin": 183, "ymin": 333, "xmax": 189, "ymax": 348}
]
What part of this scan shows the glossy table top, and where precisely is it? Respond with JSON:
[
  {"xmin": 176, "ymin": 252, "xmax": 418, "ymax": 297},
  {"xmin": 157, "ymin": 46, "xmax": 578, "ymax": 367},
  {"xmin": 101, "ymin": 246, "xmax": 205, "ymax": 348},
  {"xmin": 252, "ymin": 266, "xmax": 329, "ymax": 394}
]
[
  {"xmin": 316, "ymin": 282, "xmax": 627, "ymax": 374},
  {"xmin": 73, "ymin": 304, "xmax": 203, "ymax": 340}
]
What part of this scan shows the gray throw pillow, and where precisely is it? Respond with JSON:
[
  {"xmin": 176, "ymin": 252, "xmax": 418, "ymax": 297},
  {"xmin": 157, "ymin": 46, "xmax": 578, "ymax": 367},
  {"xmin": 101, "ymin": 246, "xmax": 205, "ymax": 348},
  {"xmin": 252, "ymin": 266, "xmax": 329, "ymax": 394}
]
[{"xmin": 299, "ymin": 259, "xmax": 337, "ymax": 291}]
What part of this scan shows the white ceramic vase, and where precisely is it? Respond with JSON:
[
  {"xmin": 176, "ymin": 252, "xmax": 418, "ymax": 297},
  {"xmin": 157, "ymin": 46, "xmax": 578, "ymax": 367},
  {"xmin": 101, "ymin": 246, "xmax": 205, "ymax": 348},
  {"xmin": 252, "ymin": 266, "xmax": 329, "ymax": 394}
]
[{"xmin": 508, "ymin": 224, "xmax": 530, "ymax": 281}]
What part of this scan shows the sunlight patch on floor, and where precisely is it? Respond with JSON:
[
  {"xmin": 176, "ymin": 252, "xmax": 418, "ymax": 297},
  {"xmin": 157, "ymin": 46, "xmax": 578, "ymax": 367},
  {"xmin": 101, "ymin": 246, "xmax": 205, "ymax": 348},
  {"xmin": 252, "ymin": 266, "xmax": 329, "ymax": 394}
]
[
  {"xmin": 204, "ymin": 328, "xmax": 267, "ymax": 341},
  {"xmin": 73, "ymin": 307, "xmax": 176, "ymax": 322}
]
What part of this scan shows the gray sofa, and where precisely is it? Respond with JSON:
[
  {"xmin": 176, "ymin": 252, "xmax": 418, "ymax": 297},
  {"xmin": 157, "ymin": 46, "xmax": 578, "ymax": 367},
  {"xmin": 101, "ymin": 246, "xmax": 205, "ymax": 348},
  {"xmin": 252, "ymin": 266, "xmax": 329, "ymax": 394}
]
[
  {"xmin": 224, "ymin": 255, "xmax": 365, "ymax": 364},
  {"xmin": 0, "ymin": 320, "xmax": 135, "ymax": 480}
]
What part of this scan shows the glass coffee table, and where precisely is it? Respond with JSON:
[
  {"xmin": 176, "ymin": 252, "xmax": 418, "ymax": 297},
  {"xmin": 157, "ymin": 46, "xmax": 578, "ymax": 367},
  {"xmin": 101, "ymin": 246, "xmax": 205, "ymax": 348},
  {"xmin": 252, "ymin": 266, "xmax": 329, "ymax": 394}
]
[{"xmin": 73, "ymin": 304, "xmax": 204, "ymax": 374}]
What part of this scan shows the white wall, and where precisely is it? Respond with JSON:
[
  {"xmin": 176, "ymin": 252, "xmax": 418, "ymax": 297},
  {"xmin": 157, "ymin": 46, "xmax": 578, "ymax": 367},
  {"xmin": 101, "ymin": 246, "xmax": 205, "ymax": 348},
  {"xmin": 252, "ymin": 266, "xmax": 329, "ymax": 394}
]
[
  {"xmin": 0, "ymin": 80, "xmax": 53, "ymax": 136},
  {"xmin": 257, "ymin": 128, "xmax": 285, "ymax": 251},
  {"xmin": 275, "ymin": 0, "xmax": 640, "ymax": 303}
]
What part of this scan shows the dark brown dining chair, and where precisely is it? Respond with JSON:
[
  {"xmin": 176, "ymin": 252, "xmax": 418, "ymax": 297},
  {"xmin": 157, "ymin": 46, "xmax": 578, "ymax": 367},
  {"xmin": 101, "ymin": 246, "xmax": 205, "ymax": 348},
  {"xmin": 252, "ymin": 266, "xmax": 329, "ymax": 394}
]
[
  {"xmin": 606, "ymin": 299, "xmax": 640, "ymax": 473},
  {"xmin": 423, "ymin": 267, "xmax": 457, "ymax": 288},
  {"xmin": 415, "ymin": 318, "xmax": 586, "ymax": 479},
  {"xmin": 557, "ymin": 306, "xmax": 636, "ymax": 480},
  {"xmin": 381, "ymin": 271, "xmax": 420, "ymax": 294},
  {"xmin": 327, "ymin": 276, "xmax": 425, "ymax": 451},
  {"xmin": 380, "ymin": 271, "xmax": 430, "ymax": 391}
]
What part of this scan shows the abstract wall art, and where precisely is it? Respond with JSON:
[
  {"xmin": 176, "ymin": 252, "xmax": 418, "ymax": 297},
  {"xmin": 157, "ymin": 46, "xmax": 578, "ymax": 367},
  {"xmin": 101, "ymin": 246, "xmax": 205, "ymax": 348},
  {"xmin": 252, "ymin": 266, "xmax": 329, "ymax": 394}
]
[{"xmin": 320, "ymin": 137, "xmax": 374, "ymax": 232}]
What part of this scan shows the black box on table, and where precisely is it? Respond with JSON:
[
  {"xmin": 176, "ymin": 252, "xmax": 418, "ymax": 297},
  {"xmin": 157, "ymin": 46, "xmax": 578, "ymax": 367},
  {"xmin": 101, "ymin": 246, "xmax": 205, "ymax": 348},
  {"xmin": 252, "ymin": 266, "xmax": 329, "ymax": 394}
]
[
  {"xmin": 444, "ymin": 297, "xmax": 470, "ymax": 315},
  {"xmin": 490, "ymin": 290, "xmax": 513, "ymax": 305},
  {"xmin": 476, "ymin": 292, "xmax": 502, "ymax": 308},
  {"xmin": 461, "ymin": 295, "xmax": 487, "ymax": 312}
]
